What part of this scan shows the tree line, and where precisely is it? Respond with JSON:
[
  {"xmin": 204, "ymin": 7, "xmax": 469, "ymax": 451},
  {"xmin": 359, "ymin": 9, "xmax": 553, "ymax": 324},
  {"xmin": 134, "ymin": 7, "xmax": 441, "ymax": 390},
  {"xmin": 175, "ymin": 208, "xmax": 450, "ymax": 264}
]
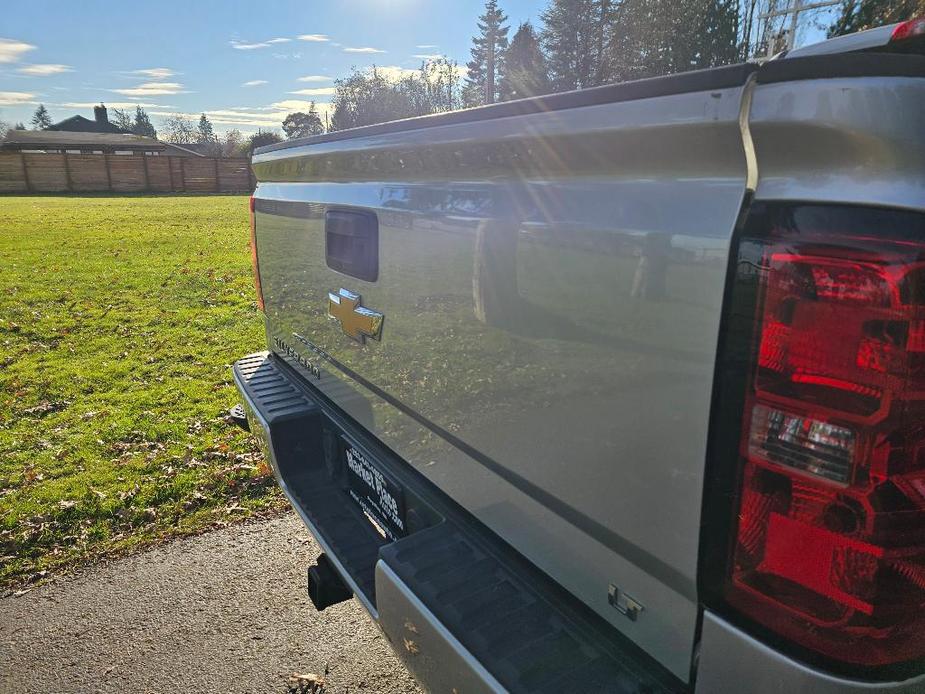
[
  {"xmin": 4, "ymin": 0, "xmax": 918, "ymax": 151},
  {"xmin": 460, "ymin": 0, "xmax": 922, "ymax": 106},
  {"xmin": 282, "ymin": 0, "xmax": 921, "ymax": 137}
]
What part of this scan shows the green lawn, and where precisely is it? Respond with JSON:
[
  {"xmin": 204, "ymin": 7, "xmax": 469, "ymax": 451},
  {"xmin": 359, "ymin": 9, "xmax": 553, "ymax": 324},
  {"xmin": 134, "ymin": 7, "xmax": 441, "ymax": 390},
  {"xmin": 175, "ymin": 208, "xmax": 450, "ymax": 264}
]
[{"xmin": 0, "ymin": 195, "xmax": 281, "ymax": 588}]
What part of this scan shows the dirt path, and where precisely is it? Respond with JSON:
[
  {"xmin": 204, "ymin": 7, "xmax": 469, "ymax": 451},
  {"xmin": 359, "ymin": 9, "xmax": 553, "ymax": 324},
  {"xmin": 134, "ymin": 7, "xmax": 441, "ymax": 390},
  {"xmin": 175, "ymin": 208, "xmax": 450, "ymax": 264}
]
[{"xmin": 0, "ymin": 514, "xmax": 421, "ymax": 694}]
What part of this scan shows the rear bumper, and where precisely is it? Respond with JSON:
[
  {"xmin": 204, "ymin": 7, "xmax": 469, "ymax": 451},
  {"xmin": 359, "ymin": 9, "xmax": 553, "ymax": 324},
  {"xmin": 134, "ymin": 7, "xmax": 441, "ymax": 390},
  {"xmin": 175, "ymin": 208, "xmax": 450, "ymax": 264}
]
[
  {"xmin": 696, "ymin": 611, "xmax": 925, "ymax": 694},
  {"xmin": 233, "ymin": 351, "xmax": 683, "ymax": 694}
]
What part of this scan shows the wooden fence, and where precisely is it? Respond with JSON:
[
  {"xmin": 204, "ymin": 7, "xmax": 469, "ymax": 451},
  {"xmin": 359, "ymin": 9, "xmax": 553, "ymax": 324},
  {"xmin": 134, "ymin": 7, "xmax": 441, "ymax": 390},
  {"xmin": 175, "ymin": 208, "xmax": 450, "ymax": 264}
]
[{"xmin": 0, "ymin": 152, "xmax": 256, "ymax": 194}]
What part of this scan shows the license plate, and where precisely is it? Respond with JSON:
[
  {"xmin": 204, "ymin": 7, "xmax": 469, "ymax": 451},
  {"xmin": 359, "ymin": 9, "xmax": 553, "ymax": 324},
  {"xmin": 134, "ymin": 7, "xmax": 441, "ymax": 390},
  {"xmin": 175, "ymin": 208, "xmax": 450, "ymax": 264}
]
[{"xmin": 344, "ymin": 444, "xmax": 405, "ymax": 541}]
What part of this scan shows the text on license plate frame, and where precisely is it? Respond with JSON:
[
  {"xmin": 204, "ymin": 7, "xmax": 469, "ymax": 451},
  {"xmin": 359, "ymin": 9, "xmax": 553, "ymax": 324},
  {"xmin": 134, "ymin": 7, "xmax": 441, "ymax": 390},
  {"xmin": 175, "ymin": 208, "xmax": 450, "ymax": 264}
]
[{"xmin": 343, "ymin": 442, "xmax": 406, "ymax": 541}]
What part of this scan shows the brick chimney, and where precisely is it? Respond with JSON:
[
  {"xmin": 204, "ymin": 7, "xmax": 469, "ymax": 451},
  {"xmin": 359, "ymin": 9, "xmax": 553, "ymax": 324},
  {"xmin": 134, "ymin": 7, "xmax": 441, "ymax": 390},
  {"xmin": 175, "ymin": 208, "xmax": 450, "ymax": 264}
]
[{"xmin": 93, "ymin": 104, "xmax": 108, "ymax": 125}]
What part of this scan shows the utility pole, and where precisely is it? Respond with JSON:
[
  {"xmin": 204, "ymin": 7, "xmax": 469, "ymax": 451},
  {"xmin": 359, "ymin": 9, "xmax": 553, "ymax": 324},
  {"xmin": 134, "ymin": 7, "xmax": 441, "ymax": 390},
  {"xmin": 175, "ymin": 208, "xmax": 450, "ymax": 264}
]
[{"xmin": 758, "ymin": 0, "xmax": 840, "ymax": 57}]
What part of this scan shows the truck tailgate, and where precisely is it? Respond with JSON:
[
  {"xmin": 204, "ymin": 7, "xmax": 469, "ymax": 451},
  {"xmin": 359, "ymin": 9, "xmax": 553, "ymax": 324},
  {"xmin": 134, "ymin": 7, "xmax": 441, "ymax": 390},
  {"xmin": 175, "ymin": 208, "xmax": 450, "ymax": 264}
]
[{"xmin": 251, "ymin": 64, "xmax": 755, "ymax": 681}]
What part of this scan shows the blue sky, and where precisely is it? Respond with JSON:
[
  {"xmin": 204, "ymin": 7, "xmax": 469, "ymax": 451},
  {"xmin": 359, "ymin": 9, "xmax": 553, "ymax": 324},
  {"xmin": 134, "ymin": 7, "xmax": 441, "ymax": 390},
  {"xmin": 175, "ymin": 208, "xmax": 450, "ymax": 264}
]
[
  {"xmin": 1, "ymin": 1, "xmax": 839, "ymax": 135},
  {"xmin": 0, "ymin": 0, "xmax": 548, "ymax": 134}
]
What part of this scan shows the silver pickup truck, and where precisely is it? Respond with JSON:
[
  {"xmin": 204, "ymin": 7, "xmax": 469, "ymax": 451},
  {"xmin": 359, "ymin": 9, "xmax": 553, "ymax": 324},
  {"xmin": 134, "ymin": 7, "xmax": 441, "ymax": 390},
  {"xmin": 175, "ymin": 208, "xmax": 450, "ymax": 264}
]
[{"xmin": 233, "ymin": 20, "xmax": 925, "ymax": 693}]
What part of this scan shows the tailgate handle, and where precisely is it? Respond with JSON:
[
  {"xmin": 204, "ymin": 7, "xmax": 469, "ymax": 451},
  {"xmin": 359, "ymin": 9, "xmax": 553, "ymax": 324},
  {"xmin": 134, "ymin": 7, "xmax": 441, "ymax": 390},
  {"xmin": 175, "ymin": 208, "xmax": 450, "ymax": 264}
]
[{"xmin": 325, "ymin": 209, "xmax": 378, "ymax": 282}]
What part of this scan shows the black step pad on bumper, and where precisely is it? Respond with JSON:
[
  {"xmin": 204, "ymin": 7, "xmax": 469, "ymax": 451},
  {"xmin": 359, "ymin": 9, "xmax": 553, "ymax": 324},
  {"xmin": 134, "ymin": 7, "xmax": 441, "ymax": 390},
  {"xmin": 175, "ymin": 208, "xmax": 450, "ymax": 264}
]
[
  {"xmin": 380, "ymin": 523, "xmax": 682, "ymax": 694},
  {"xmin": 234, "ymin": 352, "xmax": 315, "ymax": 424}
]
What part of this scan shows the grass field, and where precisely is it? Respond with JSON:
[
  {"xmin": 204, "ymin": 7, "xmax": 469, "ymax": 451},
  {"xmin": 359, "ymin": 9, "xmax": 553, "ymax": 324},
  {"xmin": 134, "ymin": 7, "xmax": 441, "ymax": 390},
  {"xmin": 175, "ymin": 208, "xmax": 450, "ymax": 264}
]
[{"xmin": 0, "ymin": 195, "xmax": 280, "ymax": 588}]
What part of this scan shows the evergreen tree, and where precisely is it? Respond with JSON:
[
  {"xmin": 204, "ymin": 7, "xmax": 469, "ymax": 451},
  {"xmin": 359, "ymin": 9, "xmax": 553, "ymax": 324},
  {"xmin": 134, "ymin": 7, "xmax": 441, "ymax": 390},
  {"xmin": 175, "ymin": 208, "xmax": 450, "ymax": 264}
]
[
  {"xmin": 692, "ymin": 0, "xmax": 739, "ymax": 69},
  {"xmin": 308, "ymin": 102, "xmax": 322, "ymax": 133},
  {"xmin": 541, "ymin": 0, "xmax": 604, "ymax": 92},
  {"xmin": 500, "ymin": 22, "xmax": 549, "ymax": 100},
  {"xmin": 197, "ymin": 113, "xmax": 216, "ymax": 144},
  {"xmin": 465, "ymin": 0, "xmax": 510, "ymax": 106},
  {"xmin": 606, "ymin": 0, "xmax": 664, "ymax": 81},
  {"xmin": 31, "ymin": 104, "xmax": 52, "ymax": 130},
  {"xmin": 595, "ymin": 0, "xmax": 612, "ymax": 84},
  {"xmin": 132, "ymin": 106, "xmax": 156, "ymax": 138},
  {"xmin": 605, "ymin": 0, "xmax": 737, "ymax": 82},
  {"xmin": 829, "ymin": 0, "xmax": 923, "ymax": 36}
]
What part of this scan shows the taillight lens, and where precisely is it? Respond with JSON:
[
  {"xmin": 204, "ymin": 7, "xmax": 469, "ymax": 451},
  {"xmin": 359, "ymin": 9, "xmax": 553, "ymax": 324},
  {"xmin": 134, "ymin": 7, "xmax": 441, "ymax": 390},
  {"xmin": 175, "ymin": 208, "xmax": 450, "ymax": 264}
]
[
  {"xmin": 249, "ymin": 195, "xmax": 264, "ymax": 311},
  {"xmin": 710, "ymin": 203, "xmax": 925, "ymax": 673},
  {"xmin": 891, "ymin": 17, "xmax": 925, "ymax": 42}
]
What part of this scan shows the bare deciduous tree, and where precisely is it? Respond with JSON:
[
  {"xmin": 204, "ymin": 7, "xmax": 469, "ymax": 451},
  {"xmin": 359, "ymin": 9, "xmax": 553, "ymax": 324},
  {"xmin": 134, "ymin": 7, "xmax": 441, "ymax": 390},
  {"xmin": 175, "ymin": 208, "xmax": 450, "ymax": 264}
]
[{"xmin": 160, "ymin": 114, "xmax": 196, "ymax": 144}]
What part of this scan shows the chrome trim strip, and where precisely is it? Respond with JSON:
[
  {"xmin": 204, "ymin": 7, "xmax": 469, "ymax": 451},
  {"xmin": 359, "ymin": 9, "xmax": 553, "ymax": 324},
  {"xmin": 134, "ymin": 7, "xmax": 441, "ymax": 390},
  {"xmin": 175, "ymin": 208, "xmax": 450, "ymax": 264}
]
[{"xmin": 738, "ymin": 73, "xmax": 758, "ymax": 193}]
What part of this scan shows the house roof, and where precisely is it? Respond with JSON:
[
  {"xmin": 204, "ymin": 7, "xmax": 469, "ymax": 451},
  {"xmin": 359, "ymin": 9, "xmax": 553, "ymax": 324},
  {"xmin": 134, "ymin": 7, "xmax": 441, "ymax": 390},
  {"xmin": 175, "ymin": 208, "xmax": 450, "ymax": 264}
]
[
  {"xmin": 0, "ymin": 130, "xmax": 164, "ymax": 151},
  {"xmin": 48, "ymin": 115, "xmax": 126, "ymax": 134},
  {"xmin": 161, "ymin": 142, "xmax": 207, "ymax": 157}
]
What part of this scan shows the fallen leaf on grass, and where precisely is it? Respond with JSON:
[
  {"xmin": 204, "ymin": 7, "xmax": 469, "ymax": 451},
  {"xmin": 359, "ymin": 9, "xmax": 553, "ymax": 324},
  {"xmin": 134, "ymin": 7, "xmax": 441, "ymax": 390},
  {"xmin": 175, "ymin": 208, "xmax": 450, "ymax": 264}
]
[
  {"xmin": 22, "ymin": 466, "xmax": 44, "ymax": 484},
  {"xmin": 118, "ymin": 484, "xmax": 140, "ymax": 502}
]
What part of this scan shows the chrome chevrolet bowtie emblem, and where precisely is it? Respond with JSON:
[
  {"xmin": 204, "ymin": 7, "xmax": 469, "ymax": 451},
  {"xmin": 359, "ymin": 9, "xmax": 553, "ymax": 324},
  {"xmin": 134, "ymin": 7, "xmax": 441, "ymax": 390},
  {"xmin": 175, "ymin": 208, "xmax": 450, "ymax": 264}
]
[{"xmin": 328, "ymin": 288, "xmax": 384, "ymax": 343}]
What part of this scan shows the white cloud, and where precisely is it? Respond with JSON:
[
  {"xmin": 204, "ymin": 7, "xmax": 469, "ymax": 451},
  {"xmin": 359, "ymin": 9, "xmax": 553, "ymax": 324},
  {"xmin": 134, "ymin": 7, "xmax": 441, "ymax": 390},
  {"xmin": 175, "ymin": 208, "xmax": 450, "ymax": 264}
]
[
  {"xmin": 150, "ymin": 99, "xmax": 335, "ymax": 130},
  {"xmin": 0, "ymin": 38, "xmax": 35, "ymax": 63},
  {"xmin": 267, "ymin": 38, "xmax": 291, "ymax": 44},
  {"xmin": 242, "ymin": 80, "xmax": 268, "ymax": 87},
  {"xmin": 412, "ymin": 53, "xmax": 442, "ymax": 60},
  {"xmin": 0, "ymin": 90, "xmax": 37, "ymax": 105},
  {"xmin": 131, "ymin": 68, "xmax": 175, "ymax": 79},
  {"xmin": 344, "ymin": 46, "xmax": 385, "ymax": 54},
  {"xmin": 298, "ymin": 34, "xmax": 330, "ymax": 42},
  {"xmin": 416, "ymin": 44, "xmax": 438, "ymax": 49},
  {"xmin": 270, "ymin": 99, "xmax": 323, "ymax": 111},
  {"xmin": 58, "ymin": 101, "xmax": 168, "ymax": 109},
  {"xmin": 231, "ymin": 39, "xmax": 271, "ymax": 50},
  {"xmin": 289, "ymin": 87, "xmax": 336, "ymax": 96},
  {"xmin": 18, "ymin": 63, "xmax": 73, "ymax": 76},
  {"xmin": 374, "ymin": 65, "xmax": 418, "ymax": 81},
  {"xmin": 297, "ymin": 75, "xmax": 333, "ymax": 82},
  {"xmin": 111, "ymin": 81, "xmax": 186, "ymax": 97}
]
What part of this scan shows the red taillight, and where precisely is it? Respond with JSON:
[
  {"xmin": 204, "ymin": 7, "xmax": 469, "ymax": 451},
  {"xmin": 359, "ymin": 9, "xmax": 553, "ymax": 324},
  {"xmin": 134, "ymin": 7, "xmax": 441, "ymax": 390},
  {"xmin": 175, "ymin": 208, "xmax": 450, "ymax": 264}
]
[
  {"xmin": 892, "ymin": 17, "xmax": 925, "ymax": 42},
  {"xmin": 249, "ymin": 195, "xmax": 264, "ymax": 311},
  {"xmin": 709, "ymin": 204, "xmax": 925, "ymax": 673}
]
